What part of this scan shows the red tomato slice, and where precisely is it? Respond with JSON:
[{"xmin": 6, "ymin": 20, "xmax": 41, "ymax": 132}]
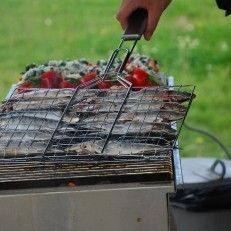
[
  {"xmin": 17, "ymin": 82, "xmax": 32, "ymax": 93},
  {"xmin": 133, "ymin": 68, "xmax": 148, "ymax": 79},
  {"xmin": 53, "ymin": 76, "xmax": 63, "ymax": 88},
  {"xmin": 40, "ymin": 77, "xmax": 53, "ymax": 88},
  {"xmin": 125, "ymin": 75, "xmax": 134, "ymax": 84},
  {"xmin": 42, "ymin": 70, "xmax": 62, "ymax": 88},
  {"xmin": 79, "ymin": 72, "xmax": 97, "ymax": 84},
  {"xmin": 42, "ymin": 70, "xmax": 57, "ymax": 80},
  {"xmin": 59, "ymin": 80, "xmax": 74, "ymax": 88},
  {"xmin": 132, "ymin": 68, "xmax": 149, "ymax": 88},
  {"xmin": 97, "ymin": 81, "xmax": 111, "ymax": 89}
]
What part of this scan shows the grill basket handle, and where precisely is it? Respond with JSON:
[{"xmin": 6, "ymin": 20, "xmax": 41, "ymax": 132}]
[{"xmin": 122, "ymin": 8, "xmax": 148, "ymax": 41}]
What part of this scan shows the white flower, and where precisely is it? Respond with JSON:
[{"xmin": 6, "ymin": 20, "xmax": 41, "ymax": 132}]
[
  {"xmin": 219, "ymin": 41, "xmax": 229, "ymax": 52},
  {"xmin": 177, "ymin": 35, "xmax": 199, "ymax": 50},
  {"xmin": 44, "ymin": 18, "xmax": 53, "ymax": 27},
  {"xmin": 175, "ymin": 16, "xmax": 194, "ymax": 32}
]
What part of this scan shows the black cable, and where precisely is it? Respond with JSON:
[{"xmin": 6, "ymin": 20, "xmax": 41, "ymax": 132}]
[
  {"xmin": 183, "ymin": 122, "xmax": 231, "ymax": 159},
  {"xmin": 210, "ymin": 159, "xmax": 226, "ymax": 180}
]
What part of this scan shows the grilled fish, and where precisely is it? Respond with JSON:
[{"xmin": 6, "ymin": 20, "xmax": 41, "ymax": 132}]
[
  {"xmin": 0, "ymin": 114, "xmax": 74, "ymax": 131},
  {"xmin": 7, "ymin": 88, "xmax": 98, "ymax": 103},
  {"xmin": 71, "ymin": 100, "xmax": 186, "ymax": 114},
  {"xmin": 0, "ymin": 129, "xmax": 67, "ymax": 157},
  {"xmin": 80, "ymin": 110, "xmax": 184, "ymax": 124},
  {"xmin": 2, "ymin": 88, "xmax": 192, "ymax": 114},
  {"xmin": 129, "ymin": 89, "xmax": 195, "ymax": 103},
  {"xmin": 79, "ymin": 121, "xmax": 176, "ymax": 137},
  {"xmin": 0, "ymin": 140, "xmax": 46, "ymax": 158},
  {"xmin": 1, "ymin": 98, "xmax": 69, "ymax": 112},
  {"xmin": 0, "ymin": 110, "xmax": 79, "ymax": 124},
  {"xmin": 0, "ymin": 146, "xmax": 63, "ymax": 158},
  {"xmin": 67, "ymin": 140, "xmax": 172, "ymax": 156},
  {"xmin": 7, "ymin": 87, "xmax": 194, "ymax": 104},
  {"xmin": 99, "ymin": 88, "xmax": 195, "ymax": 103},
  {"xmin": 10, "ymin": 88, "xmax": 75, "ymax": 100},
  {"xmin": 0, "ymin": 130, "xmax": 52, "ymax": 142},
  {"xmin": 2, "ymin": 89, "xmax": 100, "ymax": 112}
]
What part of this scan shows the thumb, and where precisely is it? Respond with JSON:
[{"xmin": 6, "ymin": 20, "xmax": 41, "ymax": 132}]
[{"xmin": 144, "ymin": 0, "xmax": 172, "ymax": 40}]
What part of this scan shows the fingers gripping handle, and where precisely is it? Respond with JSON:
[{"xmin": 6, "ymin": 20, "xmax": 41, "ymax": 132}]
[{"xmin": 122, "ymin": 8, "xmax": 148, "ymax": 41}]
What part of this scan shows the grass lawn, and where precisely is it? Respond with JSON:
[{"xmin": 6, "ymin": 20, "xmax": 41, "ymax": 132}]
[{"xmin": 0, "ymin": 0, "xmax": 230, "ymax": 158}]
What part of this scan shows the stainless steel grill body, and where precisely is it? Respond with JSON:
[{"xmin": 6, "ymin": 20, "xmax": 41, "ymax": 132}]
[
  {"xmin": 0, "ymin": 9, "xmax": 193, "ymax": 228},
  {"xmin": 0, "ymin": 182, "xmax": 174, "ymax": 231},
  {"xmin": 0, "ymin": 78, "xmax": 191, "ymax": 231}
]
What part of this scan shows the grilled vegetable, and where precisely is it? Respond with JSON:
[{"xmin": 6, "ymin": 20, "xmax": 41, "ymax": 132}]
[
  {"xmin": 59, "ymin": 80, "xmax": 75, "ymax": 88},
  {"xmin": 17, "ymin": 82, "xmax": 32, "ymax": 93},
  {"xmin": 97, "ymin": 81, "xmax": 111, "ymax": 89},
  {"xmin": 18, "ymin": 54, "xmax": 164, "ymax": 90},
  {"xmin": 132, "ymin": 68, "xmax": 158, "ymax": 88},
  {"xmin": 79, "ymin": 72, "xmax": 97, "ymax": 84}
]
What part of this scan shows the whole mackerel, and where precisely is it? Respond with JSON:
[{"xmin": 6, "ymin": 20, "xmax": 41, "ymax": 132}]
[
  {"xmin": 79, "ymin": 121, "xmax": 176, "ymax": 138},
  {"xmin": 67, "ymin": 140, "xmax": 172, "ymax": 156},
  {"xmin": 80, "ymin": 110, "xmax": 185, "ymax": 123},
  {"xmin": 71, "ymin": 100, "xmax": 186, "ymax": 114},
  {"xmin": 0, "ymin": 114, "xmax": 74, "ymax": 131}
]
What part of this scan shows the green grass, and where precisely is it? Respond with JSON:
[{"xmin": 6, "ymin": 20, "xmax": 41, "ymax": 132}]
[{"xmin": 0, "ymin": 0, "xmax": 230, "ymax": 158}]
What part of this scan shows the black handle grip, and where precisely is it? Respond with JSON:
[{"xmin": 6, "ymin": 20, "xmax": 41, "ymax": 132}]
[{"xmin": 122, "ymin": 8, "xmax": 148, "ymax": 41}]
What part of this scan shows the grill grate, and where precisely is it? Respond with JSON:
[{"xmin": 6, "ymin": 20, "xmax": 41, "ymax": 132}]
[
  {"xmin": 0, "ymin": 84, "xmax": 195, "ymax": 186},
  {"xmin": 0, "ymin": 157, "xmax": 173, "ymax": 183},
  {"xmin": 0, "ymin": 85, "xmax": 195, "ymax": 163}
]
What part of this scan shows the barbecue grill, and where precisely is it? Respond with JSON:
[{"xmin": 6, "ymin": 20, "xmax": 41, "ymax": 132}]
[
  {"xmin": 0, "ymin": 77, "xmax": 194, "ymax": 231},
  {"xmin": 0, "ymin": 9, "xmax": 195, "ymax": 230},
  {"xmin": 0, "ymin": 81, "xmax": 194, "ymax": 185}
]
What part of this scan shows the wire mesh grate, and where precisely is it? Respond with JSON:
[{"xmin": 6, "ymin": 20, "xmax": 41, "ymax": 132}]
[{"xmin": 0, "ymin": 83, "xmax": 195, "ymax": 163}]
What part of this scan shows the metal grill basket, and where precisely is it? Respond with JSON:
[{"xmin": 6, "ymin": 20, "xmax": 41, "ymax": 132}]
[{"xmin": 0, "ymin": 83, "xmax": 195, "ymax": 163}]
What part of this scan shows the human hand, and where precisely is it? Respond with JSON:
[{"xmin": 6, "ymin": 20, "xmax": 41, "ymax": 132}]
[{"xmin": 117, "ymin": 0, "xmax": 171, "ymax": 40}]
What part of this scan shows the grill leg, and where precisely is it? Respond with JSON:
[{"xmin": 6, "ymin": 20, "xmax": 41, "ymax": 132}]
[{"xmin": 169, "ymin": 207, "xmax": 177, "ymax": 231}]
